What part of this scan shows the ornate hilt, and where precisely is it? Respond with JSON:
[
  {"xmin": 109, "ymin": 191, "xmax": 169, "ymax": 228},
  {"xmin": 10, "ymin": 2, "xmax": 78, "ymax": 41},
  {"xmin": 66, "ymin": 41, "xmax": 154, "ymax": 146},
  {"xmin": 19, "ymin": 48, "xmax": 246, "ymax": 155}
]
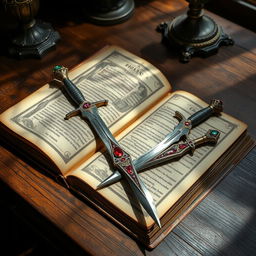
[
  {"xmin": 173, "ymin": 99, "xmax": 222, "ymax": 140},
  {"xmin": 53, "ymin": 65, "xmax": 108, "ymax": 119},
  {"xmin": 188, "ymin": 99, "xmax": 223, "ymax": 127},
  {"xmin": 193, "ymin": 129, "xmax": 220, "ymax": 147}
]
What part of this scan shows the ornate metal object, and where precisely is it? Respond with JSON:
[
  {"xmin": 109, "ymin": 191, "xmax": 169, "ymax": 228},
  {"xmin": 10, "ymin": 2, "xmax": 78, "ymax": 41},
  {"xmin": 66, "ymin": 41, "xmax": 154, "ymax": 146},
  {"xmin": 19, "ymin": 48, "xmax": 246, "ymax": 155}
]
[
  {"xmin": 157, "ymin": 0, "xmax": 234, "ymax": 62},
  {"xmin": 98, "ymin": 99, "xmax": 223, "ymax": 188},
  {"xmin": 97, "ymin": 129, "xmax": 220, "ymax": 186},
  {"xmin": 85, "ymin": 0, "xmax": 135, "ymax": 25},
  {"xmin": 3, "ymin": 0, "xmax": 60, "ymax": 58},
  {"xmin": 143, "ymin": 129, "xmax": 220, "ymax": 169},
  {"xmin": 53, "ymin": 65, "xmax": 161, "ymax": 227}
]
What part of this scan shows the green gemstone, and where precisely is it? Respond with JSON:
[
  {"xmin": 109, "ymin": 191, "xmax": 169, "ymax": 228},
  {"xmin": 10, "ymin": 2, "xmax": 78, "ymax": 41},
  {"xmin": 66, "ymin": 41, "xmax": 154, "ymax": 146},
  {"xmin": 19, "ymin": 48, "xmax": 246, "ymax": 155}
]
[
  {"xmin": 53, "ymin": 65, "xmax": 63, "ymax": 71},
  {"xmin": 211, "ymin": 130, "xmax": 219, "ymax": 136}
]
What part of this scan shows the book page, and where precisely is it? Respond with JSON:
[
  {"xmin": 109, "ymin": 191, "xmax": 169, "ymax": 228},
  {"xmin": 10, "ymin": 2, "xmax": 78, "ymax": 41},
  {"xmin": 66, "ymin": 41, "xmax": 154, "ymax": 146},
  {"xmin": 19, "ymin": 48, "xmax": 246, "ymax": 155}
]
[
  {"xmin": 0, "ymin": 46, "xmax": 170, "ymax": 175},
  {"xmin": 69, "ymin": 91, "xmax": 247, "ymax": 226}
]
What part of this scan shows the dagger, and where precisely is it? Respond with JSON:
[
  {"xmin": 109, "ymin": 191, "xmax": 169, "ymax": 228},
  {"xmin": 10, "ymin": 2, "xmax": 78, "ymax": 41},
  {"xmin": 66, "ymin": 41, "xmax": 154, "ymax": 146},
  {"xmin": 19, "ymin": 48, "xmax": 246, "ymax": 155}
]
[
  {"xmin": 53, "ymin": 65, "xmax": 161, "ymax": 227},
  {"xmin": 98, "ymin": 99, "xmax": 223, "ymax": 189},
  {"xmin": 96, "ymin": 129, "xmax": 220, "ymax": 186}
]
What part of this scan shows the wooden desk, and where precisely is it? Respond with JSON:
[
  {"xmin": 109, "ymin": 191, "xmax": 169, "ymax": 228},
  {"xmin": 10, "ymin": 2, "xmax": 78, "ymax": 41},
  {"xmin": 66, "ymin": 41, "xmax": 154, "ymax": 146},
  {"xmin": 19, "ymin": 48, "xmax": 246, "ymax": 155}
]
[{"xmin": 0, "ymin": 0, "xmax": 256, "ymax": 255}]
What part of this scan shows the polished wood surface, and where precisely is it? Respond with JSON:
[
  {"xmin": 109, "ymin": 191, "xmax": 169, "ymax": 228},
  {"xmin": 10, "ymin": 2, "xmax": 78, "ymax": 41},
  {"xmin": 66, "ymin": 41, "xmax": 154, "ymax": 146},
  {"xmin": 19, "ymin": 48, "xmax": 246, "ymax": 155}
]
[{"xmin": 0, "ymin": 0, "xmax": 256, "ymax": 255}]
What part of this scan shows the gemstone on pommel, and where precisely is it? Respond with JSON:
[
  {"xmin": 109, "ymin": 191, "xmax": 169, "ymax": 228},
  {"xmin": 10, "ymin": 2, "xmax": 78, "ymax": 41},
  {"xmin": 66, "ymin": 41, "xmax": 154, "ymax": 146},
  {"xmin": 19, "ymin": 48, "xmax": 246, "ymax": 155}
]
[
  {"xmin": 205, "ymin": 129, "xmax": 220, "ymax": 143},
  {"xmin": 53, "ymin": 65, "xmax": 68, "ymax": 81},
  {"xmin": 210, "ymin": 130, "xmax": 219, "ymax": 136},
  {"xmin": 53, "ymin": 65, "xmax": 63, "ymax": 71}
]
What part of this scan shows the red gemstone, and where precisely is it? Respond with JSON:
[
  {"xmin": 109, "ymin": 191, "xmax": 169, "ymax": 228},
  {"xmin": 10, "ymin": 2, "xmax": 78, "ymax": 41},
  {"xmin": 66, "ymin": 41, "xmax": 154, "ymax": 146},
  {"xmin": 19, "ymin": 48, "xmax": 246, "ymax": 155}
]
[
  {"xmin": 126, "ymin": 165, "xmax": 133, "ymax": 174},
  {"xmin": 83, "ymin": 102, "xmax": 91, "ymax": 109},
  {"xmin": 185, "ymin": 121, "xmax": 190, "ymax": 126},
  {"xmin": 179, "ymin": 144, "xmax": 187, "ymax": 149},
  {"xmin": 168, "ymin": 148, "xmax": 177, "ymax": 154},
  {"xmin": 113, "ymin": 147, "xmax": 123, "ymax": 158},
  {"xmin": 121, "ymin": 157, "xmax": 126, "ymax": 162}
]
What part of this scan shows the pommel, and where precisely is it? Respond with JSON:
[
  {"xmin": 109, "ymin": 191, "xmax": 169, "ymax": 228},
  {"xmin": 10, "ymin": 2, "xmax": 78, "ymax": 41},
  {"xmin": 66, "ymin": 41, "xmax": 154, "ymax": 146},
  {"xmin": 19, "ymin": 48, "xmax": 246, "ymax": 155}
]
[
  {"xmin": 205, "ymin": 129, "xmax": 220, "ymax": 143},
  {"xmin": 53, "ymin": 65, "xmax": 68, "ymax": 82},
  {"xmin": 209, "ymin": 99, "xmax": 223, "ymax": 114}
]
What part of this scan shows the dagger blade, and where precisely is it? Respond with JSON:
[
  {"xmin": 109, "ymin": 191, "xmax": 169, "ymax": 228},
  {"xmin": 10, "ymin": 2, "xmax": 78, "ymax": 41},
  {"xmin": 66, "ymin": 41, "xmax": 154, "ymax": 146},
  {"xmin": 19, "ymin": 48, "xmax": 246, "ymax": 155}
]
[{"xmin": 85, "ymin": 113, "xmax": 161, "ymax": 227}]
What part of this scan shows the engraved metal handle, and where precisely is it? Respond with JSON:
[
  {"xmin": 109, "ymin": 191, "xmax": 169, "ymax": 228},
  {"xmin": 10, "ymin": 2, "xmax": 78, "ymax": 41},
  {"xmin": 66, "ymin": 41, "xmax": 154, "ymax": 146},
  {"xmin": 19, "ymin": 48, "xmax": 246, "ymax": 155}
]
[
  {"xmin": 189, "ymin": 99, "xmax": 223, "ymax": 127},
  {"xmin": 53, "ymin": 65, "xmax": 85, "ymax": 105}
]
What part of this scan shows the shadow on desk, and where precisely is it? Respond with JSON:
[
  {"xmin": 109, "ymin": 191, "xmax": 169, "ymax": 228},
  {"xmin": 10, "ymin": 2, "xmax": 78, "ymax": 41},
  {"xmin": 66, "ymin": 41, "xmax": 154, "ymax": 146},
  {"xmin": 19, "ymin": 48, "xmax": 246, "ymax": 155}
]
[{"xmin": 0, "ymin": 181, "xmax": 89, "ymax": 256}]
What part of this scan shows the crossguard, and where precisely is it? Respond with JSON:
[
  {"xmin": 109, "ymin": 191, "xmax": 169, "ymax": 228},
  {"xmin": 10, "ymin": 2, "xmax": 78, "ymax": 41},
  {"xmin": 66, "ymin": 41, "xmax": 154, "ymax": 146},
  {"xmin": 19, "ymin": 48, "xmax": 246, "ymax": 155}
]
[
  {"xmin": 65, "ymin": 100, "xmax": 108, "ymax": 120},
  {"xmin": 174, "ymin": 111, "xmax": 186, "ymax": 121},
  {"xmin": 174, "ymin": 111, "xmax": 192, "ymax": 139}
]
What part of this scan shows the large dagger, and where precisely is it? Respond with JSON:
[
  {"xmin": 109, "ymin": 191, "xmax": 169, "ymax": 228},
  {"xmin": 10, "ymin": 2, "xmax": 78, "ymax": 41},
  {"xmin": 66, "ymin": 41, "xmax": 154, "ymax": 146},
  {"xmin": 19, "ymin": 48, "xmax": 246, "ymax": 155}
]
[
  {"xmin": 98, "ymin": 99, "xmax": 223, "ymax": 189},
  {"xmin": 53, "ymin": 65, "xmax": 161, "ymax": 227}
]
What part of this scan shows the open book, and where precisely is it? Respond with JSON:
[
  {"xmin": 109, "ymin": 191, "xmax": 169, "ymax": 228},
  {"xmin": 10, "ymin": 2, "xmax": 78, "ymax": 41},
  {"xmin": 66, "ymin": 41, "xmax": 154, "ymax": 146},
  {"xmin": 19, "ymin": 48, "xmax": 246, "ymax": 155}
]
[{"xmin": 0, "ymin": 46, "xmax": 254, "ymax": 248}]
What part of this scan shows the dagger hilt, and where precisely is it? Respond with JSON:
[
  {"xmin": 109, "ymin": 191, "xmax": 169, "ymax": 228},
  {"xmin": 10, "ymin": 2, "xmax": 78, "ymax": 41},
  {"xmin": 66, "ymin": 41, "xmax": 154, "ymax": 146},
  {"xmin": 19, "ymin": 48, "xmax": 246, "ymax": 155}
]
[
  {"xmin": 193, "ymin": 129, "xmax": 220, "ymax": 147},
  {"xmin": 53, "ymin": 65, "xmax": 85, "ymax": 105},
  {"xmin": 189, "ymin": 99, "xmax": 223, "ymax": 127},
  {"xmin": 53, "ymin": 65, "xmax": 108, "ymax": 119}
]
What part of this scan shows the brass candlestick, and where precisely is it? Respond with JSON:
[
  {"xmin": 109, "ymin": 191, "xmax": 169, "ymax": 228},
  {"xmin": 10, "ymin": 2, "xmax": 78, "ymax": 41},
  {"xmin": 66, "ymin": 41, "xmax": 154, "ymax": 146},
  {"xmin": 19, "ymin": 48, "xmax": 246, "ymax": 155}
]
[
  {"xmin": 85, "ymin": 0, "xmax": 135, "ymax": 25},
  {"xmin": 157, "ymin": 0, "xmax": 234, "ymax": 62},
  {"xmin": 3, "ymin": 0, "xmax": 60, "ymax": 58}
]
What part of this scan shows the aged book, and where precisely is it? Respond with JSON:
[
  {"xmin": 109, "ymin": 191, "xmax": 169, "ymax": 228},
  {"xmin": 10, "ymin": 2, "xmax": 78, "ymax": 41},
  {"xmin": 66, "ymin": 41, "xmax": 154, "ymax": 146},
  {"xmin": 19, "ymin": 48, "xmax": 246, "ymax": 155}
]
[{"xmin": 0, "ymin": 46, "xmax": 254, "ymax": 248}]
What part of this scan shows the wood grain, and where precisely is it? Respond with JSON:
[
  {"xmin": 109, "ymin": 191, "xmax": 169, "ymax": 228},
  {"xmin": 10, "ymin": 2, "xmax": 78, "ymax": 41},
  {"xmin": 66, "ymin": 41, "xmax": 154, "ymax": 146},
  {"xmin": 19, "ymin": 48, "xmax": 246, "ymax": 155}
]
[{"xmin": 0, "ymin": 0, "xmax": 255, "ymax": 255}]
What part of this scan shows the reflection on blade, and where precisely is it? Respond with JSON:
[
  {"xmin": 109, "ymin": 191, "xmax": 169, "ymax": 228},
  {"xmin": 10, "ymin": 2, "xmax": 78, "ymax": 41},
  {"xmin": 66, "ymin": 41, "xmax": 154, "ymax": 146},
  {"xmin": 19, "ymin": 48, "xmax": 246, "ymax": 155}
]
[
  {"xmin": 128, "ymin": 178, "xmax": 161, "ymax": 228},
  {"xmin": 134, "ymin": 130, "xmax": 182, "ymax": 170}
]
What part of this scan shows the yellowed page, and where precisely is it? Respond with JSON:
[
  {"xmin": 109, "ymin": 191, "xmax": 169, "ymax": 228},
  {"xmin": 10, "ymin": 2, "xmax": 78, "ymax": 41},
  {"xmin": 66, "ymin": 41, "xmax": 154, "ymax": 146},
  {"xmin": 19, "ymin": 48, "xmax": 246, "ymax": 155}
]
[
  {"xmin": 0, "ymin": 46, "xmax": 170, "ymax": 175},
  {"xmin": 70, "ymin": 90, "xmax": 247, "ymax": 226}
]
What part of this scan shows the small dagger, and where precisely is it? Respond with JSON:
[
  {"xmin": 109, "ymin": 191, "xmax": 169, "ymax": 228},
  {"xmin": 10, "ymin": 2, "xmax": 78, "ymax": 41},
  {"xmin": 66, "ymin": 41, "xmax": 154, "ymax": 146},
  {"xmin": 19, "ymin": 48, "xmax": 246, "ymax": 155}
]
[
  {"xmin": 98, "ymin": 99, "xmax": 223, "ymax": 189},
  {"xmin": 53, "ymin": 65, "xmax": 161, "ymax": 227},
  {"xmin": 96, "ymin": 129, "xmax": 220, "ymax": 186}
]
